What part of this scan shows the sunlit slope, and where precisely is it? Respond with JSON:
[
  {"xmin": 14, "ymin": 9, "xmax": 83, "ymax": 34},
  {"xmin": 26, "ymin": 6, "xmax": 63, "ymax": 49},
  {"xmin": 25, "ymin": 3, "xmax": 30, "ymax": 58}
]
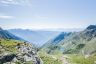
[
  {"xmin": 0, "ymin": 39, "xmax": 24, "ymax": 54},
  {"xmin": 41, "ymin": 32, "xmax": 71, "ymax": 54}
]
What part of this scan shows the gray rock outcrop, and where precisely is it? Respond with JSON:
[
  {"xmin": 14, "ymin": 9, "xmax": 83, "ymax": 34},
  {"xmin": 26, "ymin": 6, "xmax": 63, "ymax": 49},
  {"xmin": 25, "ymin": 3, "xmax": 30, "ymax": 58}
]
[{"xmin": 0, "ymin": 43, "xmax": 43, "ymax": 64}]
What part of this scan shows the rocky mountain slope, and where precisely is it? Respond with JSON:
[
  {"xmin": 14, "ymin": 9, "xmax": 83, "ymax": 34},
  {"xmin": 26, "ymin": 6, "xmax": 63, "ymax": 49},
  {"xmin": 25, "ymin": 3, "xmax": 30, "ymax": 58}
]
[
  {"xmin": 0, "ymin": 27, "xmax": 43, "ymax": 64},
  {"xmin": 41, "ymin": 25, "xmax": 96, "ymax": 55},
  {"xmin": 0, "ymin": 39, "xmax": 43, "ymax": 64}
]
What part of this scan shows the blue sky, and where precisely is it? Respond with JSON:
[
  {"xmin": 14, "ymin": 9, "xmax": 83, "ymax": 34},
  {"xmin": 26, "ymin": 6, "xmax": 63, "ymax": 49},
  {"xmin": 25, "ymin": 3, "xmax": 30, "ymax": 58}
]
[{"xmin": 0, "ymin": 0, "xmax": 96, "ymax": 29}]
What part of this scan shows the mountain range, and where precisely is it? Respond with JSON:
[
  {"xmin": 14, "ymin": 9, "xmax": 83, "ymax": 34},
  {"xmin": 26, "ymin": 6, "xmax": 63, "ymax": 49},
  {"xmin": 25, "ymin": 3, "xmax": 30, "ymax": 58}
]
[
  {"xmin": 8, "ymin": 29, "xmax": 61, "ymax": 46},
  {"xmin": 0, "ymin": 25, "xmax": 96, "ymax": 64},
  {"xmin": 1, "ymin": 25, "xmax": 96, "ymax": 55},
  {"xmin": 41, "ymin": 25, "xmax": 96, "ymax": 55}
]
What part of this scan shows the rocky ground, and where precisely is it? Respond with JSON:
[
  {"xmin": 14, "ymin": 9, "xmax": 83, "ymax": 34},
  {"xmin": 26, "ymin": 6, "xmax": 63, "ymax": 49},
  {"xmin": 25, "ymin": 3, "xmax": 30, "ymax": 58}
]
[{"xmin": 0, "ymin": 41, "xmax": 43, "ymax": 64}]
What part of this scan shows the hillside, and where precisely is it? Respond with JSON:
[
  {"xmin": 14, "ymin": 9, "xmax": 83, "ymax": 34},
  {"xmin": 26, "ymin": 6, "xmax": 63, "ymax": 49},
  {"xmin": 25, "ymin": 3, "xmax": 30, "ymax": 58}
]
[
  {"xmin": 0, "ymin": 27, "xmax": 43, "ymax": 64},
  {"xmin": 0, "ymin": 39, "xmax": 43, "ymax": 64},
  {"xmin": 41, "ymin": 25, "xmax": 96, "ymax": 55},
  {"xmin": 0, "ymin": 27, "xmax": 23, "ymax": 41},
  {"xmin": 62, "ymin": 25, "xmax": 96, "ymax": 54},
  {"xmin": 0, "ymin": 27, "xmax": 62, "ymax": 64},
  {"xmin": 41, "ymin": 32, "xmax": 71, "ymax": 54}
]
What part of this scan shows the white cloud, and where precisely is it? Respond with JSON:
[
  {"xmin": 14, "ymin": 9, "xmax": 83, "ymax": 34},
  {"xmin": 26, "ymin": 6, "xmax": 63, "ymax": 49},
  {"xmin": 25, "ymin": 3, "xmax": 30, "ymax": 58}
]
[
  {"xmin": 0, "ymin": 15, "xmax": 14, "ymax": 19},
  {"xmin": 0, "ymin": 0, "xmax": 32, "ymax": 6}
]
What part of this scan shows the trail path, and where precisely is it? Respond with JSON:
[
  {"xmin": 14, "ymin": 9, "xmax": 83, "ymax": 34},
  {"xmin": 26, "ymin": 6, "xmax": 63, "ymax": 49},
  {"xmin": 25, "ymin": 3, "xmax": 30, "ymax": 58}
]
[{"xmin": 60, "ymin": 55, "xmax": 71, "ymax": 64}]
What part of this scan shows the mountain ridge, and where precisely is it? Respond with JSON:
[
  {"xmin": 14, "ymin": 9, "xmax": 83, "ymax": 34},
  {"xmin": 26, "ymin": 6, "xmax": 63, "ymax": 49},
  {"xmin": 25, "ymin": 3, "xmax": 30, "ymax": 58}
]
[
  {"xmin": 8, "ymin": 29, "xmax": 61, "ymax": 46},
  {"xmin": 0, "ymin": 27, "xmax": 24, "ymax": 41},
  {"xmin": 41, "ymin": 25, "xmax": 96, "ymax": 55}
]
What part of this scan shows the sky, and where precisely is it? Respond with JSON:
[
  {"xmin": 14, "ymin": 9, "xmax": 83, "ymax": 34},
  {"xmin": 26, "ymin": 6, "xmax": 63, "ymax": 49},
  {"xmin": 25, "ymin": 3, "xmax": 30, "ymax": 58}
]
[{"xmin": 0, "ymin": 0, "xmax": 96, "ymax": 29}]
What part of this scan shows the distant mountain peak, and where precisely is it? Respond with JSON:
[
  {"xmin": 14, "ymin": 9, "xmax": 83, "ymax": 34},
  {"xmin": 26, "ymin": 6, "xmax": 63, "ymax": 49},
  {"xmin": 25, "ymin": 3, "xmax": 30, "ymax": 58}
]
[{"xmin": 86, "ymin": 25, "xmax": 96, "ymax": 30}]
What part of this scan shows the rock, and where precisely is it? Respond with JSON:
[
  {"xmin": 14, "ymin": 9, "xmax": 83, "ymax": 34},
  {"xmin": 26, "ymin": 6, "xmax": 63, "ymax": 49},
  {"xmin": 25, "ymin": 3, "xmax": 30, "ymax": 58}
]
[
  {"xmin": 0, "ymin": 46, "xmax": 2, "ymax": 49},
  {"xmin": 3, "ymin": 62, "xmax": 11, "ymax": 64},
  {"xmin": 0, "ymin": 54, "xmax": 16, "ymax": 63},
  {"xmin": 12, "ymin": 57, "xmax": 18, "ymax": 62},
  {"xmin": 0, "ymin": 43, "xmax": 43, "ymax": 64}
]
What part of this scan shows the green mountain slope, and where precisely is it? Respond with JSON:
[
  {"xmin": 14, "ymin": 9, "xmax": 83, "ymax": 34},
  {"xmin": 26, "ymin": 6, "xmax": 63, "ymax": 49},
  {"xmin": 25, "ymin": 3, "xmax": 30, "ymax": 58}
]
[
  {"xmin": 62, "ymin": 25, "xmax": 96, "ymax": 54},
  {"xmin": 41, "ymin": 32, "xmax": 71, "ymax": 54},
  {"xmin": 41, "ymin": 25, "xmax": 96, "ymax": 55}
]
